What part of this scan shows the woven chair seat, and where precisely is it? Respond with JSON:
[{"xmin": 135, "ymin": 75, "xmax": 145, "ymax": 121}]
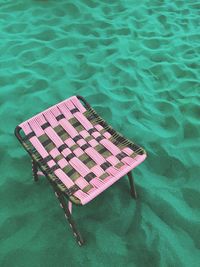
[{"xmin": 16, "ymin": 96, "xmax": 146, "ymax": 205}]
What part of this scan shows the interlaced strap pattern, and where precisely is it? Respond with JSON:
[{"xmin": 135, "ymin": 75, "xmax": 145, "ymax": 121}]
[{"xmin": 19, "ymin": 96, "xmax": 146, "ymax": 205}]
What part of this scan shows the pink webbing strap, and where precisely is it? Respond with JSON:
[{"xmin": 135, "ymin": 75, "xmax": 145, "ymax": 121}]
[
  {"xmin": 64, "ymin": 99, "xmax": 130, "ymax": 163},
  {"xmin": 50, "ymin": 101, "xmax": 108, "ymax": 176},
  {"xmin": 57, "ymin": 102, "xmax": 74, "ymax": 120},
  {"xmin": 68, "ymin": 200, "xmax": 72, "ymax": 214},
  {"xmin": 71, "ymin": 97, "xmax": 87, "ymax": 113},
  {"xmin": 82, "ymin": 154, "xmax": 147, "ymax": 205},
  {"xmin": 19, "ymin": 96, "xmax": 145, "ymax": 205},
  {"xmin": 21, "ymin": 121, "xmax": 75, "ymax": 189},
  {"xmin": 21, "ymin": 122, "xmax": 49, "ymax": 159},
  {"xmin": 34, "ymin": 116, "xmax": 93, "ymax": 180},
  {"xmin": 61, "ymin": 99, "xmax": 122, "ymax": 177}
]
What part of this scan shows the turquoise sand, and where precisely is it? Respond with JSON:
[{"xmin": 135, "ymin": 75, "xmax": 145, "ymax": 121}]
[{"xmin": 0, "ymin": 1, "xmax": 200, "ymax": 266}]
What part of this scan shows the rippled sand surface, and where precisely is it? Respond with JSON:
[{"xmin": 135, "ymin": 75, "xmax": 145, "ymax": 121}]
[{"xmin": 1, "ymin": 1, "xmax": 200, "ymax": 266}]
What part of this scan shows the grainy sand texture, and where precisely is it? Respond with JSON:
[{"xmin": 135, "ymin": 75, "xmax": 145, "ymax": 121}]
[{"xmin": 0, "ymin": 1, "xmax": 200, "ymax": 266}]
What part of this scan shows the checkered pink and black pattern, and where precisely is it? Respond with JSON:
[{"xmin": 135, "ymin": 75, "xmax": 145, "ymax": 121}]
[{"xmin": 18, "ymin": 96, "xmax": 147, "ymax": 205}]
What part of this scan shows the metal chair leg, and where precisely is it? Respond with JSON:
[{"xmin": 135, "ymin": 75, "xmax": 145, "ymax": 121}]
[
  {"xmin": 127, "ymin": 171, "xmax": 137, "ymax": 199},
  {"xmin": 32, "ymin": 159, "xmax": 39, "ymax": 182},
  {"xmin": 52, "ymin": 184, "xmax": 84, "ymax": 246}
]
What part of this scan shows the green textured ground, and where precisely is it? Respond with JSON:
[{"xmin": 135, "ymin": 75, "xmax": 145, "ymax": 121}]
[{"xmin": 0, "ymin": 1, "xmax": 200, "ymax": 266}]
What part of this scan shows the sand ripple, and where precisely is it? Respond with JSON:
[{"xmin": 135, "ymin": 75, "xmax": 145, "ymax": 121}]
[{"xmin": 0, "ymin": 1, "xmax": 200, "ymax": 266}]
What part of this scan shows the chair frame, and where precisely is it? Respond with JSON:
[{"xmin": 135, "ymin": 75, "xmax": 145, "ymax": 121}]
[{"xmin": 15, "ymin": 95, "xmax": 142, "ymax": 246}]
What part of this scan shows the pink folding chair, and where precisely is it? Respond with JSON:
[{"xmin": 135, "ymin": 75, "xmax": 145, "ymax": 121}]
[{"xmin": 15, "ymin": 95, "xmax": 147, "ymax": 246}]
